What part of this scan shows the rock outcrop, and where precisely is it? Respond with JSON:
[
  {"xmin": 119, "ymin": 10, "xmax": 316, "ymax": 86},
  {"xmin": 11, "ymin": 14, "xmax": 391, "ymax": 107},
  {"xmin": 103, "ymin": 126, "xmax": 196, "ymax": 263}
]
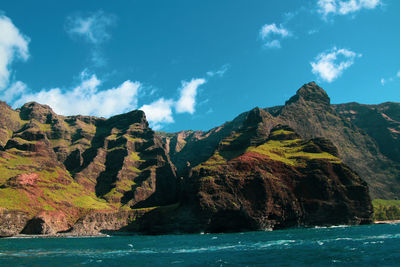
[{"xmin": 0, "ymin": 209, "xmax": 30, "ymax": 237}]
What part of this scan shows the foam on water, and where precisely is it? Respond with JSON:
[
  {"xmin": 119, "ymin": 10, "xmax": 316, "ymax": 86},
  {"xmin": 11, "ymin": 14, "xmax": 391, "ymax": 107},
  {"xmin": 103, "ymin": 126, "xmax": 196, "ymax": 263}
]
[{"xmin": 0, "ymin": 224, "xmax": 399, "ymax": 266}]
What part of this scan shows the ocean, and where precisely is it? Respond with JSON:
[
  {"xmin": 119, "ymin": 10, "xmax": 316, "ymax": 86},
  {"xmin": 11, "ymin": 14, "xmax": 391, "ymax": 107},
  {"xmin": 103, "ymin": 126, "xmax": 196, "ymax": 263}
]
[{"xmin": 0, "ymin": 223, "xmax": 399, "ymax": 266}]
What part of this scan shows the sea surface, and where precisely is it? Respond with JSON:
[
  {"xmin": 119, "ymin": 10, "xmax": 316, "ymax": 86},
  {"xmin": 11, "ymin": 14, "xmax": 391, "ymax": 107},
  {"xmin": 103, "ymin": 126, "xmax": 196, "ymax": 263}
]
[{"xmin": 0, "ymin": 223, "xmax": 399, "ymax": 266}]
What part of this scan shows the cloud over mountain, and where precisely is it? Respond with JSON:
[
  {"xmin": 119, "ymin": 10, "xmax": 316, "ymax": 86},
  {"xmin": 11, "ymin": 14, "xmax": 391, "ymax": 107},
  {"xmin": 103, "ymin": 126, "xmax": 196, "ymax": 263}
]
[{"xmin": 311, "ymin": 47, "xmax": 361, "ymax": 82}]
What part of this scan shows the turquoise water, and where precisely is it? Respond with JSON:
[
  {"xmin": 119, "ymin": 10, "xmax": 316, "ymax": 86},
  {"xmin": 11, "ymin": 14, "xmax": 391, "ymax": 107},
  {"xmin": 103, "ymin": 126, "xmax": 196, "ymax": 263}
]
[{"xmin": 0, "ymin": 223, "xmax": 399, "ymax": 266}]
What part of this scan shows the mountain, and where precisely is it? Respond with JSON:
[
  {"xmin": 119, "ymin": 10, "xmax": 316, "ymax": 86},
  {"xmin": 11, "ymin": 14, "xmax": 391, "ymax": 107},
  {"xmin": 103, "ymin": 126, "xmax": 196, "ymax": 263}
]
[
  {"xmin": 0, "ymin": 101, "xmax": 179, "ymax": 236},
  {"xmin": 135, "ymin": 122, "xmax": 372, "ymax": 234},
  {"xmin": 1, "ymin": 81, "xmax": 397, "ymax": 236},
  {"xmin": 162, "ymin": 82, "xmax": 400, "ymax": 199}
]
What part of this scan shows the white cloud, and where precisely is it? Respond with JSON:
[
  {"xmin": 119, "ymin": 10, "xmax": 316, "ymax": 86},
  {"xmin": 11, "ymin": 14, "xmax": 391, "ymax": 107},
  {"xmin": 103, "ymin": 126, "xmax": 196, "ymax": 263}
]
[
  {"xmin": 65, "ymin": 11, "xmax": 115, "ymax": 66},
  {"xmin": 397, "ymin": 70, "xmax": 400, "ymax": 78},
  {"xmin": 259, "ymin": 23, "xmax": 291, "ymax": 49},
  {"xmin": 65, "ymin": 10, "xmax": 115, "ymax": 44},
  {"xmin": 206, "ymin": 64, "xmax": 230, "ymax": 78},
  {"xmin": 14, "ymin": 71, "xmax": 140, "ymax": 118},
  {"xmin": 260, "ymin": 23, "xmax": 290, "ymax": 39},
  {"xmin": 138, "ymin": 78, "xmax": 207, "ymax": 128},
  {"xmin": 2, "ymin": 81, "xmax": 27, "ymax": 102},
  {"xmin": 175, "ymin": 78, "xmax": 206, "ymax": 114},
  {"xmin": 380, "ymin": 78, "xmax": 386, "ymax": 86},
  {"xmin": 317, "ymin": 0, "xmax": 381, "ymax": 17},
  {"xmin": 0, "ymin": 14, "xmax": 212, "ymax": 130},
  {"xmin": 310, "ymin": 47, "xmax": 361, "ymax": 82},
  {"xmin": 0, "ymin": 15, "xmax": 29, "ymax": 90},
  {"xmin": 139, "ymin": 98, "xmax": 174, "ymax": 130}
]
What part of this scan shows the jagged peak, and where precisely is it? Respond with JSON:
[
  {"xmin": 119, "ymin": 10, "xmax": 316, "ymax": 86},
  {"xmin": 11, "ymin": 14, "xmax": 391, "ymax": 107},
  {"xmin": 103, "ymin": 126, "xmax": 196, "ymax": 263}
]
[
  {"xmin": 20, "ymin": 101, "xmax": 54, "ymax": 111},
  {"xmin": 19, "ymin": 101, "xmax": 57, "ymax": 124},
  {"xmin": 242, "ymin": 107, "xmax": 272, "ymax": 127},
  {"xmin": 285, "ymin": 82, "xmax": 330, "ymax": 106},
  {"xmin": 106, "ymin": 109, "xmax": 149, "ymax": 129}
]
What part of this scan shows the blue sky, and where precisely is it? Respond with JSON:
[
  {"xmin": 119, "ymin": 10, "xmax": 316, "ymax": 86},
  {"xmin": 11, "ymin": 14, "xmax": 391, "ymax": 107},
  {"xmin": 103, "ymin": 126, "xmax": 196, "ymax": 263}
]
[{"xmin": 0, "ymin": 0, "xmax": 399, "ymax": 131}]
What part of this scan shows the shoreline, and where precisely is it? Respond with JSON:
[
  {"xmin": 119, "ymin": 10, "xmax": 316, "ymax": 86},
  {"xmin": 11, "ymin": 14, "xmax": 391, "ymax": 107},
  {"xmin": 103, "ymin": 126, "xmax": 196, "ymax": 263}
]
[
  {"xmin": 4, "ymin": 233, "xmax": 110, "ymax": 239},
  {"xmin": 374, "ymin": 219, "xmax": 400, "ymax": 224},
  {"xmin": 3, "ymin": 222, "xmax": 399, "ymax": 238}
]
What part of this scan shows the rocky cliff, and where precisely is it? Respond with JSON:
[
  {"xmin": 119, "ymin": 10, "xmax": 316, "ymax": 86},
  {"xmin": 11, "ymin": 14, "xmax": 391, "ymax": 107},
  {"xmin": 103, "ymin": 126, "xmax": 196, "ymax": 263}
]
[
  {"xmin": 0, "ymin": 102, "xmax": 179, "ymax": 236},
  {"xmin": 161, "ymin": 82, "xmax": 400, "ymax": 199},
  {"xmin": 0, "ymin": 82, "xmax": 391, "ymax": 236},
  {"xmin": 136, "ymin": 119, "xmax": 372, "ymax": 234}
]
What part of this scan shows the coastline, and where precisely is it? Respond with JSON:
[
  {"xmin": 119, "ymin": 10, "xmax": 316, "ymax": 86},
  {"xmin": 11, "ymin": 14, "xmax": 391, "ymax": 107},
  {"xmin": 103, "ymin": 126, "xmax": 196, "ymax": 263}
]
[
  {"xmin": 3, "ymin": 221, "xmax": 398, "ymax": 239},
  {"xmin": 374, "ymin": 220, "xmax": 400, "ymax": 224},
  {"xmin": 4, "ymin": 233, "xmax": 110, "ymax": 239}
]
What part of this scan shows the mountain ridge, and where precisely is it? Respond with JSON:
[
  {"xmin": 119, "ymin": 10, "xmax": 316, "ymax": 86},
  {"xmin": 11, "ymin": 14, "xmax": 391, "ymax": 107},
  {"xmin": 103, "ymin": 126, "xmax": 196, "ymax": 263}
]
[
  {"xmin": 162, "ymin": 82, "xmax": 400, "ymax": 199},
  {"xmin": 0, "ymin": 81, "xmax": 397, "ymax": 236}
]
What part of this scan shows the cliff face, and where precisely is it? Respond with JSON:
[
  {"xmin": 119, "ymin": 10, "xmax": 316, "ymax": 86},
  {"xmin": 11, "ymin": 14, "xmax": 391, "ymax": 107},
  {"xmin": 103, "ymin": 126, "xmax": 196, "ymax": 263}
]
[
  {"xmin": 334, "ymin": 102, "xmax": 400, "ymax": 163},
  {"xmin": 136, "ymin": 121, "xmax": 372, "ymax": 234},
  {"xmin": 0, "ymin": 81, "xmax": 391, "ymax": 236},
  {"xmin": 162, "ymin": 82, "xmax": 400, "ymax": 199},
  {"xmin": 0, "ymin": 102, "xmax": 179, "ymax": 236},
  {"xmin": 271, "ymin": 83, "xmax": 400, "ymax": 199}
]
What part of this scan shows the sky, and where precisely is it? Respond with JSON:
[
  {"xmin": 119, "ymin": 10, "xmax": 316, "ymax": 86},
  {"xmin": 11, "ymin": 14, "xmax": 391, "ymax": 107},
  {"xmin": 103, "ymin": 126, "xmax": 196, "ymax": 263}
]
[{"xmin": 0, "ymin": 0, "xmax": 399, "ymax": 132}]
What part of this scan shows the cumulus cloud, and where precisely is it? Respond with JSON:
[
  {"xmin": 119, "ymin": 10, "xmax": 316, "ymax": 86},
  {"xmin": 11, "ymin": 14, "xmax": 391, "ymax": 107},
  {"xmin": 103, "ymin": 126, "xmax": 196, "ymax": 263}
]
[
  {"xmin": 0, "ymin": 15, "xmax": 29, "ymax": 90},
  {"xmin": 14, "ymin": 71, "xmax": 140, "ymax": 118},
  {"xmin": 175, "ymin": 78, "xmax": 206, "ymax": 114},
  {"xmin": 259, "ymin": 23, "xmax": 291, "ymax": 48},
  {"xmin": 317, "ymin": 0, "xmax": 381, "ymax": 17},
  {"xmin": 311, "ymin": 47, "xmax": 361, "ymax": 82},
  {"xmin": 2, "ymin": 81, "xmax": 27, "ymax": 102},
  {"xmin": 0, "ymin": 14, "xmax": 212, "ymax": 130},
  {"xmin": 138, "ymin": 78, "xmax": 207, "ymax": 129},
  {"xmin": 139, "ymin": 98, "xmax": 174, "ymax": 130}
]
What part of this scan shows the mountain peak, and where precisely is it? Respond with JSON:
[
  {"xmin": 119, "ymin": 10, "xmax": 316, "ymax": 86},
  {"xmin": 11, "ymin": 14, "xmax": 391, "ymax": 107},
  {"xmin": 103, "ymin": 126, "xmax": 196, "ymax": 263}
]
[
  {"xmin": 106, "ymin": 109, "xmax": 149, "ymax": 129},
  {"xmin": 285, "ymin": 82, "xmax": 330, "ymax": 106},
  {"xmin": 19, "ymin": 102, "xmax": 57, "ymax": 124}
]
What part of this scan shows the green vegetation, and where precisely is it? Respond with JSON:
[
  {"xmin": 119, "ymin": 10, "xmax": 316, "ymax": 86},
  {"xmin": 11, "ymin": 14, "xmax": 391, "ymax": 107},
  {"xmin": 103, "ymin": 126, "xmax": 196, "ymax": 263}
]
[
  {"xmin": 36, "ymin": 121, "xmax": 52, "ymax": 132},
  {"xmin": 0, "ymin": 151, "xmax": 35, "ymax": 184},
  {"xmin": 200, "ymin": 176, "xmax": 215, "ymax": 182},
  {"xmin": 128, "ymin": 166, "xmax": 141, "ymax": 173},
  {"xmin": 12, "ymin": 137, "xmax": 36, "ymax": 145},
  {"xmin": 248, "ymin": 139, "xmax": 340, "ymax": 167},
  {"xmin": 106, "ymin": 134, "xmax": 118, "ymax": 141},
  {"xmin": 129, "ymin": 151, "xmax": 144, "ymax": 162},
  {"xmin": 220, "ymin": 132, "xmax": 242, "ymax": 145},
  {"xmin": 0, "ymin": 148, "xmax": 112, "ymax": 214},
  {"xmin": 197, "ymin": 151, "xmax": 227, "ymax": 169},
  {"xmin": 373, "ymin": 199, "xmax": 400, "ymax": 221},
  {"xmin": 0, "ymin": 188, "xmax": 31, "ymax": 211},
  {"xmin": 270, "ymin": 129, "xmax": 294, "ymax": 136},
  {"xmin": 125, "ymin": 135, "xmax": 144, "ymax": 143}
]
